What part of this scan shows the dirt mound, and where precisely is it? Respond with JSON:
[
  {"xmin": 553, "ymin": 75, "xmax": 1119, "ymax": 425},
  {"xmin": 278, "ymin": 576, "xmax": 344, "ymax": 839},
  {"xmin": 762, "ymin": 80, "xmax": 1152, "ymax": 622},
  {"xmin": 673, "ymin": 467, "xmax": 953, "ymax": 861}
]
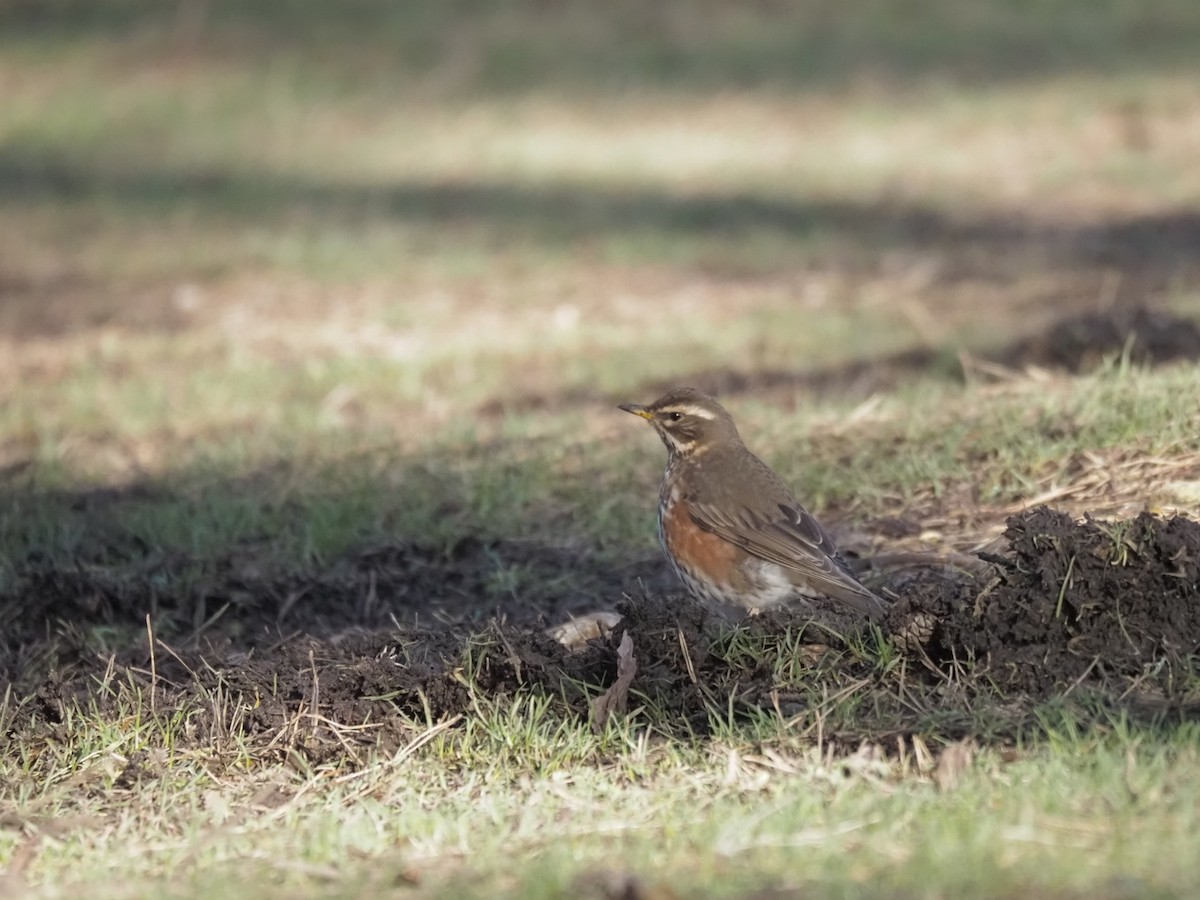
[
  {"xmin": 894, "ymin": 507, "xmax": 1200, "ymax": 694},
  {"xmin": 997, "ymin": 306, "xmax": 1200, "ymax": 372}
]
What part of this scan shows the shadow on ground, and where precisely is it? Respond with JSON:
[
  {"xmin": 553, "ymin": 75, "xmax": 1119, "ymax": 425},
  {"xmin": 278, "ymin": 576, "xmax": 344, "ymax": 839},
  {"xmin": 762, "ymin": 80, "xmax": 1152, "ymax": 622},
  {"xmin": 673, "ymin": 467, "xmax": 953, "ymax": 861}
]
[
  {"xmin": 3, "ymin": 0, "xmax": 1198, "ymax": 94},
  {"xmin": 3, "ymin": 144, "xmax": 1199, "ymax": 338},
  {"xmin": 481, "ymin": 305, "xmax": 1200, "ymax": 415},
  {"xmin": 658, "ymin": 304, "xmax": 1200, "ymax": 398},
  {"xmin": 5, "ymin": 476, "xmax": 1200, "ymax": 760},
  {"xmin": 4, "ymin": 148, "xmax": 1198, "ymax": 276}
]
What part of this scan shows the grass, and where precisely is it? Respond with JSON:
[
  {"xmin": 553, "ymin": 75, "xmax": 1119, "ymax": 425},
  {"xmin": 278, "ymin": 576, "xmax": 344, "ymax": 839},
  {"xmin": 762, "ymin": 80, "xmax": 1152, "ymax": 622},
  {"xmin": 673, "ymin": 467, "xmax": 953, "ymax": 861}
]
[
  {"xmin": 5, "ymin": 680, "xmax": 1200, "ymax": 898},
  {"xmin": 6, "ymin": 359, "xmax": 1200, "ymax": 589},
  {"xmin": 5, "ymin": 1, "xmax": 1200, "ymax": 897}
]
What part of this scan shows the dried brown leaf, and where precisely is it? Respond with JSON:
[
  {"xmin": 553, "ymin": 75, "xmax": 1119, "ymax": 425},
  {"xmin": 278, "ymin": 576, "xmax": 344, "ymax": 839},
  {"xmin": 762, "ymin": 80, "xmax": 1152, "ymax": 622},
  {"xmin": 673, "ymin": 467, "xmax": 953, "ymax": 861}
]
[{"xmin": 591, "ymin": 631, "xmax": 637, "ymax": 732}]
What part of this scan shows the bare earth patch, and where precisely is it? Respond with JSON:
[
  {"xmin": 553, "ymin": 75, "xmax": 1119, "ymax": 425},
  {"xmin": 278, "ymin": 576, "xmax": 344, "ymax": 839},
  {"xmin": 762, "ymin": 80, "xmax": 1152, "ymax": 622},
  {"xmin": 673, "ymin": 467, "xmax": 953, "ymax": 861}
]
[
  {"xmin": 895, "ymin": 507, "xmax": 1200, "ymax": 696},
  {"xmin": 7, "ymin": 505, "xmax": 1200, "ymax": 766}
]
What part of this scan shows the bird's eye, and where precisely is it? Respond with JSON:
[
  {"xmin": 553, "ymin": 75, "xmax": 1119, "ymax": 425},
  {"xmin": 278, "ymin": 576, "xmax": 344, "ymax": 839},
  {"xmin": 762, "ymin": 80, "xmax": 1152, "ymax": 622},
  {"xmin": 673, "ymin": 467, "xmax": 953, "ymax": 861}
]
[{"xmin": 667, "ymin": 412, "xmax": 682, "ymax": 422}]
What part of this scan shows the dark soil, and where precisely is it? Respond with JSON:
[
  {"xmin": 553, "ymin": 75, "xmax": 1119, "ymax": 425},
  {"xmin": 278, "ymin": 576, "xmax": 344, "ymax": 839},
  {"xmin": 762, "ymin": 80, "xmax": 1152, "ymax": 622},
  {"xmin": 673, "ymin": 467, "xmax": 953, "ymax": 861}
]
[
  {"xmin": 996, "ymin": 306, "xmax": 1200, "ymax": 373},
  {"xmin": 934, "ymin": 507, "xmax": 1200, "ymax": 692},
  {"xmin": 4, "ymin": 507, "xmax": 1200, "ymax": 759}
]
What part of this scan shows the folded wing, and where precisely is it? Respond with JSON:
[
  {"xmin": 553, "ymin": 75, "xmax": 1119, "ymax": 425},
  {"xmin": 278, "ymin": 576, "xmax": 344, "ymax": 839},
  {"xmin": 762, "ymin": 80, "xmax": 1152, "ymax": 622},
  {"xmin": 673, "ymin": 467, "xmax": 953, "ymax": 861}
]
[{"xmin": 688, "ymin": 499, "xmax": 887, "ymax": 621}]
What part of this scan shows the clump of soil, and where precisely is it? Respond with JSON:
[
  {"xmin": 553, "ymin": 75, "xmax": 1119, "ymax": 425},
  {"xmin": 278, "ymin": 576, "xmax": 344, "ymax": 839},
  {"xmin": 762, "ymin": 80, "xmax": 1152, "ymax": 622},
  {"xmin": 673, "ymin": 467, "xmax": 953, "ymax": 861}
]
[
  {"xmin": 936, "ymin": 507, "xmax": 1200, "ymax": 693},
  {"xmin": 884, "ymin": 507, "xmax": 1200, "ymax": 697}
]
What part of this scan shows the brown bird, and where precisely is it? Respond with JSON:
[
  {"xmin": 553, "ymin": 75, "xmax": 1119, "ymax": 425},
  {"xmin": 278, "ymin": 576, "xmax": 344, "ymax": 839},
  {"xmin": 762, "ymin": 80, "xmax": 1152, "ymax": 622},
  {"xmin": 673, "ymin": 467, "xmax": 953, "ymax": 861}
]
[{"xmin": 619, "ymin": 387, "xmax": 887, "ymax": 622}]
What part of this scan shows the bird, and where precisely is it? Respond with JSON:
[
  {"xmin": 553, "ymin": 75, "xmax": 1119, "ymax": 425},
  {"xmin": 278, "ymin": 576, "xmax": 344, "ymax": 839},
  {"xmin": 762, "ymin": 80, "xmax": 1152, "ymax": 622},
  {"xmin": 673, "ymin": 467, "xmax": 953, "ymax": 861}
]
[{"xmin": 619, "ymin": 387, "xmax": 887, "ymax": 622}]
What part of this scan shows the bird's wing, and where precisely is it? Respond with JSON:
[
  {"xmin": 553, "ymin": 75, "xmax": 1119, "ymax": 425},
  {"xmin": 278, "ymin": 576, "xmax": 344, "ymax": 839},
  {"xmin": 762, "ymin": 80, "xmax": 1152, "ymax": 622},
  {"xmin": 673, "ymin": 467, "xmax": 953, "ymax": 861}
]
[{"xmin": 688, "ymin": 498, "xmax": 887, "ymax": 620}]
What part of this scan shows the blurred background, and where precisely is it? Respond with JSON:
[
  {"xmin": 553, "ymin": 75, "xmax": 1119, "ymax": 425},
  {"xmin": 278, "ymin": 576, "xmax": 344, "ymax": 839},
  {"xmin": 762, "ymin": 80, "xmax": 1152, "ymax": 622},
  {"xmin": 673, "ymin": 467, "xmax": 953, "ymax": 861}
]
[{"xmin": 3, "ymin": 0, "xmax": 1200, "ymax": 629}]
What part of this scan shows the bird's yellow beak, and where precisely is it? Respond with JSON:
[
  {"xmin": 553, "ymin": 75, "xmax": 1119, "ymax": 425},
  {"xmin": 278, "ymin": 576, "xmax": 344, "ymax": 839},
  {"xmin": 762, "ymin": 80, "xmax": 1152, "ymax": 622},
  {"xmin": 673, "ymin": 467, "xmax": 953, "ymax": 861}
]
[{"xmin": 618, "ymin": 403, "xmax": 654, "ymax": 421}]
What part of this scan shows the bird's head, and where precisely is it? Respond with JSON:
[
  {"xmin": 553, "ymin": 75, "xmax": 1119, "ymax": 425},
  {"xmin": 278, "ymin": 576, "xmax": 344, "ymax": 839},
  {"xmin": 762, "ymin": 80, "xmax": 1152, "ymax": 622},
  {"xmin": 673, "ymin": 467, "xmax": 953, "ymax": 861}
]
[{"xmin": 619, "ymin": 387, "xmax": 740, "ymax": 458}]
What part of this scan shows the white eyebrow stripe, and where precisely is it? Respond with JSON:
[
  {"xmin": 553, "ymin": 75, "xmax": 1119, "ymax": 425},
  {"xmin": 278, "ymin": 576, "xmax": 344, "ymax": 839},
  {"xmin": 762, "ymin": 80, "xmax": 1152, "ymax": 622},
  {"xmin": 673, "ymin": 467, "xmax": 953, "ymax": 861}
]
[{"xmin": 661, "ymin": 404, "xmax": 716, "ymax": 420}]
